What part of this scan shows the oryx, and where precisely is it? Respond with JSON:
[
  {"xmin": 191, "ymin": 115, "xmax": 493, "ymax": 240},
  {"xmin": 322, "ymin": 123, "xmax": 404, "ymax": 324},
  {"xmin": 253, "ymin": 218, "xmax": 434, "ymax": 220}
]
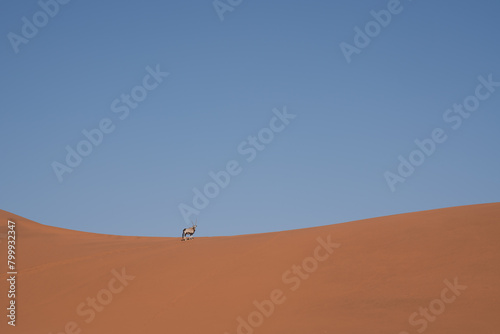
[{"xmin": 182, "ymin": 220, "xmax": 197, "ymax": 241}]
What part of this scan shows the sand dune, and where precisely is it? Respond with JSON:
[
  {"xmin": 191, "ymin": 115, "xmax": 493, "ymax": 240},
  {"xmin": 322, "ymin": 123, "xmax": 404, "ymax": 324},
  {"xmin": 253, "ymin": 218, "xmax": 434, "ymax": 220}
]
[{"xmin": 1, "ymin": 203, "xmax": 499, "ymax": 334}]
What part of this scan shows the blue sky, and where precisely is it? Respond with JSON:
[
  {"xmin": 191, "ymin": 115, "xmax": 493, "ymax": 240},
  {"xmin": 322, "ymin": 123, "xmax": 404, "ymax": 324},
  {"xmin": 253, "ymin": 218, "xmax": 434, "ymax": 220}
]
[{"xmin": 1, "ymin": 0, "xmax": 499, "ymax": 237}]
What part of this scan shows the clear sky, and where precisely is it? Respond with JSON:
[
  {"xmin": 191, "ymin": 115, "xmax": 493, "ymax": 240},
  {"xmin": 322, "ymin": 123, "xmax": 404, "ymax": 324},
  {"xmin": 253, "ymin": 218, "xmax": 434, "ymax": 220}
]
[{"xmin": 1, "ymin": 0, "xmax": 499, "ymax": 237}]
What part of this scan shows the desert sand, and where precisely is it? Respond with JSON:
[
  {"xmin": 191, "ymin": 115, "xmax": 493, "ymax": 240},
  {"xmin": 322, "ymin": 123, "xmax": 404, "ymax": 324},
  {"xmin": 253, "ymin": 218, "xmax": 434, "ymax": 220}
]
[{"xmin": 1, "ymin": 203, "xmax": 499, "ymax": 334}]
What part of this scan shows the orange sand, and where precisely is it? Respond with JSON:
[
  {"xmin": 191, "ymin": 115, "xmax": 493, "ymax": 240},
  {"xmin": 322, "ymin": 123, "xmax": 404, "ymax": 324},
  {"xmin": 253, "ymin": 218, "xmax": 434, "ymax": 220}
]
[{"xmin": 1, "ymin": 203, "xmax": 499, "ymax": 333}]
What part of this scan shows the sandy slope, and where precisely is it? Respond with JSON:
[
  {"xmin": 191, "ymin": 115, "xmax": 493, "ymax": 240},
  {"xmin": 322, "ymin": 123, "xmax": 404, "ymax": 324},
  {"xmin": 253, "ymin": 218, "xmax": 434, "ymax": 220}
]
[{"xmin": 1, "ymin": 203, "xmax": 499, "ymax": 334}]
